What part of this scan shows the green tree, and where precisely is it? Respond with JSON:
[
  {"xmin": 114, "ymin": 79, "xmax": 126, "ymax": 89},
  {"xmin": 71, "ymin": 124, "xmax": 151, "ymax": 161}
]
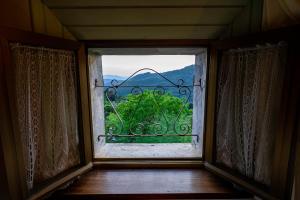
[{"xmin": 105, "ymin": 90, "xmax": 192, "ymax": 143}]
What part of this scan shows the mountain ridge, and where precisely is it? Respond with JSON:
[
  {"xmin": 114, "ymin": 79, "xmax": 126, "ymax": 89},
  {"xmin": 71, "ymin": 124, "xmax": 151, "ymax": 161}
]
[{"xmin": 103, "ymin": 65, "xmax": 195, "ymax": 102}]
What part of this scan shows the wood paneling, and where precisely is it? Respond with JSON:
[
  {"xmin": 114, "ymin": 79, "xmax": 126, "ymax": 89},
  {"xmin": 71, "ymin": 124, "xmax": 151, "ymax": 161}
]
[
  {"xmin": 294, "ymin": 119, "xmax": 300, "ymax": 200},
  {"xmin": 84, "ymin": 39, "xmax": 212, "ymax": 48},
  {"xmin": 0, "ymin": 27, "xmax": 80, "ymax": 50},
  {"xmin": 0, "ymin": 0, "xmax": 32, "ymax": 31},
  {"xmin": 30, "ymin": 0, "xmax": 47, "ymax": 33},
  {"xmin": 63, "ymin": 27, "xmax": 77, "ymax": 40},
  {"xmin": 44, "ymin": 5, "xmax": 63, "ymax": 37},
  {"xmin": 78, "ymin": 44, "xmax": 93, "ymax": 163},
  {"xmin": 0, "ymin": 0, "xmax": 76, "ymax": 40},
  {"xmin": 225, "ymin": 0, "xmax": 263, "ymax": 37},
  {"xmin": 45, "ymin": 0, "xmax": 248, "ymax": 8},
  {"xmin": 52, "ymin": 8, "xmax": 241, "ymax": 26},
  {"xmin": 205, "ymin": 163, "xmax": 277, "ymax": 200},
  {"xmin": 0, "ymin": 37, "xmax": 26, "ymax": 200},
  {"xmin": 30, "ymin": 0, "xmax": 74, "ymax": 39},
  {"xmin": 69, "ymin": 25, "xmax": 225, "ymax": 40},
  {"xmin": 263, "ymin": 0, "xmax": 300, "ymax": 31},
  {"xmin": 52, "ymin": 169, "xmax": 251, "ymax": 199},
  {"xmin": 43, "ymin": 0, "xmax": 249, "ymax": 40},
  {"xmin": 204, "ymin": 48, "xmax": 218, "ymax": 163}
]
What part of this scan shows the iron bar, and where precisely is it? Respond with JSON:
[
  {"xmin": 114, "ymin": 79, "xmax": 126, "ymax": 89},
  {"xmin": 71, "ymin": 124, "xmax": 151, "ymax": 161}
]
[{"xmin": 96, "ymin": 67, "xmax": 202, "ymax": 142}]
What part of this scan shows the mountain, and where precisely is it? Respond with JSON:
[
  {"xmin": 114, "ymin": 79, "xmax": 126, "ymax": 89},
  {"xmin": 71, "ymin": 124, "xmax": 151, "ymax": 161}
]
[
  {"xmin": 104, "ymin": 65, "xmax": 196, "ymax": 102},
  {"xmin": 103, "ymin": 75, "xmax": 127, "ymax": 86},
  {"xmin": 103, "ymin": 75, "xmax": 127, "ymax": 80}
]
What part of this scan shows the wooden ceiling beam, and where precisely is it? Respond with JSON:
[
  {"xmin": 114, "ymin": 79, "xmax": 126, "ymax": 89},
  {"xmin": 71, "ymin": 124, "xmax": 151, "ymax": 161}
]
[
  {"xmin": 68, "ymin": 25, "xmax": 225, "ymax": 40},
  {"xmin": 52, "ymin": 8, "xmax": 241, "ymax": 26},
  {"xmin": 44, "ymin": 0, "xmax": 248, "ymax": 9}
]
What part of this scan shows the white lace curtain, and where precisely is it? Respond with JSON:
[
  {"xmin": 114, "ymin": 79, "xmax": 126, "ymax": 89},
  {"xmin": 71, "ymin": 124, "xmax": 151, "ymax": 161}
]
[
  {"xmin": 216, "ymin": 43, "xmax": 287, "ymax": 186},
  {"xmin": 10, "ymin": 44, "xmax": 81, "ymax": 190}
]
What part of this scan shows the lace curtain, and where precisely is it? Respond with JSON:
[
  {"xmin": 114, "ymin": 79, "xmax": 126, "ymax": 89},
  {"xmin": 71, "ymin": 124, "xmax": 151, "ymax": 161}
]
[
  {"xmin": 10, "ymin": 44, "xmax": 81, "ymax": 190},
  {"xmin": 216, "ymin": 43, "xmax": 287, "ymax": 186}
]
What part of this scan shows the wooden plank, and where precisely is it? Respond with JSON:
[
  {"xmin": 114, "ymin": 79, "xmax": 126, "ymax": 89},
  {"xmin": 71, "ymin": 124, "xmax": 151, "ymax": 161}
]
[
  {"xmin": 84, "ymin": 39, "xmax": 212, "ymax": 48},
  {"xmin": 270, "ymin": 45, "xmax": 300, "ymax": 199},
  {"xmin": 45, "ymin": 0, "xmax": 248, "ymax": 8},
  {"xmin": 93, "ymin": 160, "xmax": 204, "ymax": 169},
  {"xmin": 0, "ymin": 37, "xmax": 25, "ymax": 200},
  {"xmin": 29, "ymin": 163, "xmax": 93, "ymax": 200},
  {"xmin": 294, "ymin": 118, "xmax": 300, "ymax": 200},
  {"xmin": 52, "ymin": 169, "xmax": 251, "ymax": 199},
  {"xmin": 30, "ymin": 0, "xmax": 47, "ymax": 34},
  {"xmin": 0, "ymin": 0, "xmax": 32, "ymax": 31},
  {"xmin": 78, "ymin": 44, "xmax": 93, "ymax": 163},
  {"xmin": 205, "ymin": 163, "xmax": 278, "ymax": 200},
  {"xmin": 63, "ymin": 27, "xmax": 76, "ymax": 40},
  {"xmin": 0, "ymin": 26, "xmax": 80, "ymax": 50},
  {"xmin": 204, "ymin": 47, "xmax": 218, "ymax": 163},
  {"xmin": 52, "ymin": 8, "xmax": 242, "ymax": 26},
  {"xmin": 68, "ymin": 26, "xmax": 225, "ymax": 40},
  {"xmin": 44, "ymin": 4, "xmax": 64, "ymax": 37}
]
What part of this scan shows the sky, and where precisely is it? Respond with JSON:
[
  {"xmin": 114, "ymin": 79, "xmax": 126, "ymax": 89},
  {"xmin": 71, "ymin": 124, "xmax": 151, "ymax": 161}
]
[{"xmin": 102, "ymin": 55, "xmax": 195, "ymax": 77}]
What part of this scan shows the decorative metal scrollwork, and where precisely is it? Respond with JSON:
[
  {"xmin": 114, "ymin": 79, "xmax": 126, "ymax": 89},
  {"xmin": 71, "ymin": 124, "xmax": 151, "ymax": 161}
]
[{"xmin": 96, "ymin": 68, "xmax": 201, "ymax": 142}]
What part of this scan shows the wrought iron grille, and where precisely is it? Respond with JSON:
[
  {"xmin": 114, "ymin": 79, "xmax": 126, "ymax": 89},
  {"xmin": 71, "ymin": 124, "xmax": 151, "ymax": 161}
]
[{"xmin": 95, "ymin": 68, "xmax": 203, "ymax": 143}]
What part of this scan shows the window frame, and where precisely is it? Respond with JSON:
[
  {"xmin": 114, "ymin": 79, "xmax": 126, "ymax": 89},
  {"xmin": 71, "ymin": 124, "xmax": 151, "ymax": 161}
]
[{"xmin": 84, "ymin": 40, "xmax": 212, "ymax": 163}]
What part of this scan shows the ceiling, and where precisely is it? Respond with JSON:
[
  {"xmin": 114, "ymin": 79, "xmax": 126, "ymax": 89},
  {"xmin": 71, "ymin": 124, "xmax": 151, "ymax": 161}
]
[{"xmin": 44, "ymin": 0, "xmax": 249, "ymax": 40}]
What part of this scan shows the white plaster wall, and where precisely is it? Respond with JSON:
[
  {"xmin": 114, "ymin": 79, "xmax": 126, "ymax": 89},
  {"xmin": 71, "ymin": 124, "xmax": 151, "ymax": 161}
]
[
  {"xmin": 192, "ymin": 51, "xmax": 207, "ymax": 153},
  {"xmin": 88, "ymin": 54, "xmax": 105, "ymax": 156}
]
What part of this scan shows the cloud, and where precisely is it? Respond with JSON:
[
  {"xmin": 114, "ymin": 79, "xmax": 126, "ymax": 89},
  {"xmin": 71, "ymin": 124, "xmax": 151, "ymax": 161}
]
[{"xmin": 102, "ymin": 55, "xmax": 195, "ymax": 76}]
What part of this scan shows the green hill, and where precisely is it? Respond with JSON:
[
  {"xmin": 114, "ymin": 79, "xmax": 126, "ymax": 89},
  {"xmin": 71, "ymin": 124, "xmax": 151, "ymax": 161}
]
[{"xmin": 104, "ymin": 65, "xmax": 195, "ymax": 102}]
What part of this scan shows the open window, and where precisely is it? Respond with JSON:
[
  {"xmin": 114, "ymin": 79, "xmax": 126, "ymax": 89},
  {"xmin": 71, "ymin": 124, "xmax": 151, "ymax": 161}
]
[{"xmin": 88, "ymin": 48, "xmax": 207, "ymax": 159}]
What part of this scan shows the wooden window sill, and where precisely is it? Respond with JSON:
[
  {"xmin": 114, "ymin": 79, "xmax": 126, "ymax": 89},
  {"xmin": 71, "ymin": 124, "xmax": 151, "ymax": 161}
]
[{"xmin": 50, "ymin": 168, "xmax": 251, "ymax": 199}]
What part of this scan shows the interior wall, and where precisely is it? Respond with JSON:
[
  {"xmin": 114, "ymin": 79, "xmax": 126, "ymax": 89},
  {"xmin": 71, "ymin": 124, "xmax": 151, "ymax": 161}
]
[
  {"xmin": 223, "ymin": 0, "xmax": 263, "ymax": 37},
  {"xmin": 225, "ymin": 0, "xmax": 300, "ymax": 37},
  {"xmin": 0, "ymin": 0, "xmax": 76, "ymax": 40},
  {"xmin": 263, "ymin": 0, "xmax": 300, "ymax": 31}
]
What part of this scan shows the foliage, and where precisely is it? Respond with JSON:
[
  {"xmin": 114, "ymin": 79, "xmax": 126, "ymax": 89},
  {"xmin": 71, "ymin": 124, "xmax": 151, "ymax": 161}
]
[{"xmin": 104, "ymin": 90, "xmax": 193, "ymax": 143}]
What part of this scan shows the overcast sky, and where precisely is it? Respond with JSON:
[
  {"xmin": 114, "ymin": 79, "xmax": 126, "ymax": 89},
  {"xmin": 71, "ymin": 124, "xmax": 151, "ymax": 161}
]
[{"xmin": 102, "ymin": 55, "xmax": 195, "ymax": 77}]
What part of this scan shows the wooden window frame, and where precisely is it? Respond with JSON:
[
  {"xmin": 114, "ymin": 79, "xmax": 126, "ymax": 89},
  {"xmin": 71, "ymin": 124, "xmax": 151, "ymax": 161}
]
[
  {"xmin": 0, "ymin": 27, "xmax": 93, "ymax": 200},
  {"xmin": 204, "ymin": 25, "xmax": 300, "ymax": 200}
]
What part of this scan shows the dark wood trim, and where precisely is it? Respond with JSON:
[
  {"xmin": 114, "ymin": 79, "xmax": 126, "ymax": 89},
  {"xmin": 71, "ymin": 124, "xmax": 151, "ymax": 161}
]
[
  {"xmin": 50, "ymin": 168, "xmax": 251, "ymax": 200},
  {"xmin": 77, "ymin": 44, "xmax": 93, "ymax": 164},
  {"xmin": 29, "ymin": 163, "xmax": 93, "ymax": 200},
  {"xmin": 213, "ymin": 25, "xmax": 300, "ymax": 49},
  {"xmin": 93, "ymin": 160, "xmax": 204, "ymax": 169},
  {"xmin": 270, "ymin": 45, "xmax": 300, "ymax": 199},
  {"xmin": 68, "ymin": 24, "xmax": 227, "ymax": 27},
  {"xmin": 83, "ymin": 39, "xmax": 213, "ymax": 48},
  {"xmin": 203, "ymin": 47, "xmax": 217, "ymax": 163},
  {"xmin": 60, "ymin": 192, "xmax": 249, "ymax": 200},
  {"xmin": 50, "ymin": 5, "xmax": 246, "ymax": 9},
  {"xmin": 204, "ymin": 163, "xmax": 278, "ymax": 200},
  {"xmin": 94, "ymin": 157, "xmax": 202, "ymax": 161},
  {"xmin": 0, "ymin": 36, "xmax": 26, "ymax": 200},
  {"xmin": 0, "ymin": 26, "xmax": 79, "ymax": 50}
]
